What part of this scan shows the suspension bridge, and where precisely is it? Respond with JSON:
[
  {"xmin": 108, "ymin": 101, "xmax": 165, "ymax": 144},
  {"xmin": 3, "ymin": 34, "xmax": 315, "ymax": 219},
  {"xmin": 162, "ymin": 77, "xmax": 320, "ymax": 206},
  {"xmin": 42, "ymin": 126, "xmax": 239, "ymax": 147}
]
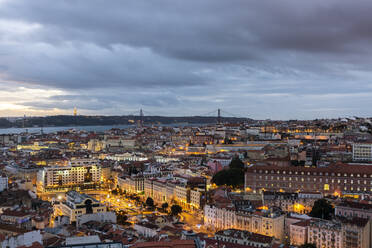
[{"xmin": 115, "ymin": 108, "xmax": 249, "ymax": 126}]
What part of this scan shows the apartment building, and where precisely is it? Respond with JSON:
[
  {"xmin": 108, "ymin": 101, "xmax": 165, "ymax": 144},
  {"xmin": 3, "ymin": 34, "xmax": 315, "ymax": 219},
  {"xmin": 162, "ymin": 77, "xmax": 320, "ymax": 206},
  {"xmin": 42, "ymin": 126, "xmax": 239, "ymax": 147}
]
[
  {"xmin": 308, "ymin": 219, "xmax": 342, "ymax": 248},
  {"xmin": 117, "ymin": 176, "xmax": 144, "ymax": 194},
  {"xmin": 245, "ymin": 163, "xmax": 372, "ymax": 195},
  {"xmin": 335, "ymin": 201, "xmax": 372, "ymax": 248},
  {"xmin": 263, "ymin": 191, "xmax": 320, "ymax": 214},
  {"xmin": 353, "ymin": 143, "xmax": 372, "ymax": 161},
  {"xmin": 290, "ymin": 217, "xmax": 370, "ymax": 248},
  {"xmin": 143, "ymin": 176, "xmax": 205, "ymax": 210},
  {"xmin": 37, "ymin": 164, "xmax": 102, "ymax": 193},
  {"xmin": 204, "ymin": 204, "xmax": 285, "ymax": 242},
  {"xmin": 341, "ymin": 217, "xmax": 370, "ymax": 248},
  {"xmin": 335, "ymin": 201, "xmax": 372, "ymax": 219},
  {"xmin": 290, "ymin": 220, "xmax": 309, "ymax": 246}
]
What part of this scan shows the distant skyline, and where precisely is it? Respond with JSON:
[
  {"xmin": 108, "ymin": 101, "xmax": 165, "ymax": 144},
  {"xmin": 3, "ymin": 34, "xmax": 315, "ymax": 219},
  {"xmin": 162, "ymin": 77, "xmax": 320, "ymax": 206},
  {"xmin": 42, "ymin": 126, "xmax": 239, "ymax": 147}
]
[{"xmin": 1, "ymin": 0, "xmax": 372, "ymax": 120}]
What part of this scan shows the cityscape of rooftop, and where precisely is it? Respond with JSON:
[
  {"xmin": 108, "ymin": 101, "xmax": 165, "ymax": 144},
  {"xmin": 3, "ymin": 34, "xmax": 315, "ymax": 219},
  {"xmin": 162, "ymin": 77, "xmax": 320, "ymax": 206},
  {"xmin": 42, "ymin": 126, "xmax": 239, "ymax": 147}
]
[{"xmin": 2, "ymin": 1, "xmax": 372, "ymax": 248}]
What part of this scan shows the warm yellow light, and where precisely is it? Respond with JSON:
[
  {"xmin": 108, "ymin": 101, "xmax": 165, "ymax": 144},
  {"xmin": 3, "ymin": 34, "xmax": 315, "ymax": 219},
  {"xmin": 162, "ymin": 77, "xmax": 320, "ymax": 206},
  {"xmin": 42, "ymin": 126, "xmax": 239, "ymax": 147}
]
[{"xmin": 324, "ymin": 184, "xmax": 330, "ymax": 191}]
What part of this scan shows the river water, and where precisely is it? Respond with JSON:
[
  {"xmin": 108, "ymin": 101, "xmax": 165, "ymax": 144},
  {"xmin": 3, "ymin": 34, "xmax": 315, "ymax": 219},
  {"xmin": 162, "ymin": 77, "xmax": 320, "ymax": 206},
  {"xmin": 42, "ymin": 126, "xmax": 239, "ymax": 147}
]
[{"xmin": 0, "ymin": 123, "xmax": 202, "ymax": 135}]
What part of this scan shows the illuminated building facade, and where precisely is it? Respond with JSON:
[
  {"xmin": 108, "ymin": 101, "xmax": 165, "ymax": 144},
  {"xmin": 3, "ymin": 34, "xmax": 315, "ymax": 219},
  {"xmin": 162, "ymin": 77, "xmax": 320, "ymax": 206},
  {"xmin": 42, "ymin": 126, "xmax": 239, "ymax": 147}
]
[
  {"xmin": 263, "ymin": 191, "xmax": 321, "ymax": 214},
  {"xmin": 37, "ymin": 164, "xmax": 102, "ymax": 193},
  {"xmin": 204, "ymin": 204, "xmax": 285, "ymax": 242},
  {"xmin": 54, "ymin": 190, "xmax": 106, "ymax": 223},
  {"xmin": 143, "ymin": 176, "xmax": 205, "ymax": 211},
  {"xmin": 118, "ymin": 176, "xmax": 144, "ymax": 194},
  {"xmin": 245, "ymin": 163, "xmax": 372, "ymax": 195}
]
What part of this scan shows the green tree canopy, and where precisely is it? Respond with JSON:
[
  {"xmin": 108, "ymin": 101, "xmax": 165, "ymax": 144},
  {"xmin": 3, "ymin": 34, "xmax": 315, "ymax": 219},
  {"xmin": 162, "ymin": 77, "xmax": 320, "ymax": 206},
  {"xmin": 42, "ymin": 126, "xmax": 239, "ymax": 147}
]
[
  {"xmin": 145, "ymin": 197, "xmax": 154, "ymax": 207},
  {"xmin": 309, "ymin": 199, "xmax": 334, "ymax": 220},
  {"xmin": 116, "ymin": 210, "xmax": 128, "ymax": 225},
  {"xmin": 211, "ymin": 156, "xmax": 245, "ymax": 188},
  {"xmin": 229, "ymin": 156, "xmax": 244, "ymax": 169},
  {"xmin": 211, "ymin": 168, "xmax": 244, "ymax": 187},
  {"xmin": 170, "ymin": 204, "xmax": 182, "ymax": 216},
  {"xmin": 161, "ymin": 202, "xmax": 169, "ymax": 211}
]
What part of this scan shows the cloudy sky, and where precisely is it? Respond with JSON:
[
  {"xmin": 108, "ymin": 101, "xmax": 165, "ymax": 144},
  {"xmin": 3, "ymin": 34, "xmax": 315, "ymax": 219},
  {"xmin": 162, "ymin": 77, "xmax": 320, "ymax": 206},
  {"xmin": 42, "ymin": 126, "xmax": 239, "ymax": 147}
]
[{"xmin": 1, "ymin": 0, "xmax": 372, "ymax": 119}]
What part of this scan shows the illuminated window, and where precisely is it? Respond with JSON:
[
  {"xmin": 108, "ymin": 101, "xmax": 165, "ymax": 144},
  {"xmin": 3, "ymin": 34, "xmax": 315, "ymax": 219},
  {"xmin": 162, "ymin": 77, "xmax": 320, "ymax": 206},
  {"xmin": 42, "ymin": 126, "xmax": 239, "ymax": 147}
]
[{"xmin": 324, "ymin": 184, "xmax": 330, "ymax": 191}]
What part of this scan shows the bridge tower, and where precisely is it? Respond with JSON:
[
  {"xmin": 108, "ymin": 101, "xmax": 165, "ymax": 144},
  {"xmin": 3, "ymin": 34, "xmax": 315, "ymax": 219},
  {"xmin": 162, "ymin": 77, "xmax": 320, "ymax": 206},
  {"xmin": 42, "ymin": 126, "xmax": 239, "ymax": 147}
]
[
  {"xmin": 138, "ymin": 109, "xmax": 144, "ymax": 127},
  {"xmin": 217, "ymin": 108, "xmax": 221, "ymax": 124}
]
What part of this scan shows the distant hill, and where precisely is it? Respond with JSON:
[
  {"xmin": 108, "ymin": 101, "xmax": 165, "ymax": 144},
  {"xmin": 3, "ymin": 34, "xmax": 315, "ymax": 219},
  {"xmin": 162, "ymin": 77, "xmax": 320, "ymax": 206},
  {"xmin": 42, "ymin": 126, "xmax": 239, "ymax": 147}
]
[{"xmin": 0, "ymin": 115, "xmax": 251, "ymax": 128}]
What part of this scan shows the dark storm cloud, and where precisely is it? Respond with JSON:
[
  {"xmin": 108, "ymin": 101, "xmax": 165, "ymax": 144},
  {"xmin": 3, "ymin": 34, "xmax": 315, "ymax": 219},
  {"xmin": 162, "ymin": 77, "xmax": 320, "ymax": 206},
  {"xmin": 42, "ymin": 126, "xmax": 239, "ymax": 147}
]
[
  {"xmin": 0, "ymin": 43, "xmax": 206, "ymax": 89},
  {"xmin": 21, "ymin": 91, "xmax": 184, "ymax": 112},
  {"xmin": 1, "ymin": 0, "xmax": 372, "ymax": 118},
  {"xmin": 3, "ymin": 0, "xmax": 372, "ymax": 61}
]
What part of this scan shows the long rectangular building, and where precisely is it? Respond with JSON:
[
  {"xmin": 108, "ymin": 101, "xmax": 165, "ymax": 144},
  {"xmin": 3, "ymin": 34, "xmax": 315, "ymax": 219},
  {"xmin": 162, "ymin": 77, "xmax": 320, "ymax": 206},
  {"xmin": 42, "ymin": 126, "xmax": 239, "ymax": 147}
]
[
  {"xmin": 245, "ymin": 163, "xmax": 372, "ymax": 195},
  {"xmin": 37, "ymin": 164, "xmax": 102, "ymax": 193}
]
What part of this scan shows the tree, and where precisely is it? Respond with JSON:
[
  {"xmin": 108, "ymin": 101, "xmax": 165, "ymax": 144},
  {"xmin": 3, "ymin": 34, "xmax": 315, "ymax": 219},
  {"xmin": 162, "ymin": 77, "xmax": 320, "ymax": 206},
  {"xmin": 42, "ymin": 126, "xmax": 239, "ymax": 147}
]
[
  {"xmin": 170, "ymin": 204, "xmax": 182, "ymax": 216},
  {"xmin": 211, "ymin": 168, "xmax": 244, "ymax": 188},
  {"xmin": 211, "ymin": 156, "xmax": 246, "ymax": 188},
  {"xmin": 161, "ymin": 202, "xmax": 169, "ymax": 212},
  {"xmin": 299, "ymin": 244, "xmax": 316, "ymax": 248},
  {"xmin": 309, "ymin": 199, "xmax": 334, "ymax": 220},
  {"xmin": 145, "ymin": 197, "xmax": 154, "ymax": 207},
  {"xmin": 229, "ymin": 156, "xmax": 244, "ymax": 170}
]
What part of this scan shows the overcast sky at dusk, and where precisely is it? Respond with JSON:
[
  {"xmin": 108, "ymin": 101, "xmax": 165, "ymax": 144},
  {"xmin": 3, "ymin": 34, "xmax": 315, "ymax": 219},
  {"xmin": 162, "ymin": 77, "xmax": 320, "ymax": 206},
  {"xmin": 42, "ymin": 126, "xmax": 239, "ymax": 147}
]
[{"xmin": 1, "ymin": 0, "xmax": 372, "ymax": 119}]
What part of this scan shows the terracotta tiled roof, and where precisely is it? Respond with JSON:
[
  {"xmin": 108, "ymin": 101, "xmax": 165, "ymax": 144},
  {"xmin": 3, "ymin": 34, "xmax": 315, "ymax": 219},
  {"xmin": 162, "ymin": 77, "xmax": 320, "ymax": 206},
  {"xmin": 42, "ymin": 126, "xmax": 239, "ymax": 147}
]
[
  {"xmin": 292, "ymin": 220, "xmax": 310, "ymax": 227},
  {"xmin": 337, "ymin": 201, "xmax": 372, "ymax": 210}
]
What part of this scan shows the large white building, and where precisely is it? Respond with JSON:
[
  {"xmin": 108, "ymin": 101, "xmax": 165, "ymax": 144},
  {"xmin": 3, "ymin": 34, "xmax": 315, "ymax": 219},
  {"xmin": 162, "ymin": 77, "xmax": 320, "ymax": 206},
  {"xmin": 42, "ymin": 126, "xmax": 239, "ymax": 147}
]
[
  {"xmin": 352, "ymin": 143, "xmax": 372, "ymax": 161},
  {"xmin": 290, "ymin": 217, "xmax": 371, "ymax": 248},
  {"xmin": 54, "ymin": 190, "xmax": 106, "ymax": 223},
  {"xmin": 204, "ymin": 204, "xmax": 285, "ymax": 242},
  {"xmin": 142, "ymin": 176, "xmax": 205, "ymax": 211},
  {"xmin": 308, "ymin": 219, "xmax": 350, "ymax": 248},
  {"xmin": 37, "ymin": 164, "xmax": 102, "ymax": 193},
  {"xmin": 117, "ymin": 176, "xmax": 144, "ymax": 194}
]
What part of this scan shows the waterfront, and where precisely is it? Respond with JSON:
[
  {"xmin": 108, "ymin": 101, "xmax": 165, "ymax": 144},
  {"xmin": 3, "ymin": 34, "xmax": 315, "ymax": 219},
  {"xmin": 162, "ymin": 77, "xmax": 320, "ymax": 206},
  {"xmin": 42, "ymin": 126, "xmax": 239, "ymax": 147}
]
[{"xmin": 0, "ymin": 122, "xmax": 204, "ymax": 135}]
